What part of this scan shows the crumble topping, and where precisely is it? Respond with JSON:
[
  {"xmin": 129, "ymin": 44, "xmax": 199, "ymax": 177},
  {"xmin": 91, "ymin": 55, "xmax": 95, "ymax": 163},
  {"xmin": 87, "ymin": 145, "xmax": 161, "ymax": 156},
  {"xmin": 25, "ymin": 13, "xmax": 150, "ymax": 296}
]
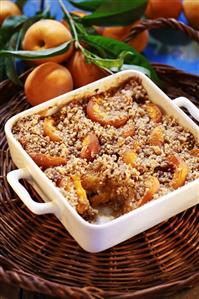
[{"xmin": 13, "ymin": 77, "xmax": 199, "ymax": 222}]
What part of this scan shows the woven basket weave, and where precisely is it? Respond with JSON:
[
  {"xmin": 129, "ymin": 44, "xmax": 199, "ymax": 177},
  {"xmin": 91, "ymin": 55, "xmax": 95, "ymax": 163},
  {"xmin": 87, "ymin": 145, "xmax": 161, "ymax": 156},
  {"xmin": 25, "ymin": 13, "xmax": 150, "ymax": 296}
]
[{"xmin": 0, "ymin": 18, "xmax": 199, "ymax": 299}]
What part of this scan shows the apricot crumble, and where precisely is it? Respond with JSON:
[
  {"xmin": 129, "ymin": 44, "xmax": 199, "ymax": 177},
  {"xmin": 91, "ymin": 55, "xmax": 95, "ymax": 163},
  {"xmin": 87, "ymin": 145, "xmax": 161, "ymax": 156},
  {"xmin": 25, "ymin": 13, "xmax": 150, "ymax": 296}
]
[{"xmin": 13, "ymin": 78, "xmax": 199, "ymax": 222}]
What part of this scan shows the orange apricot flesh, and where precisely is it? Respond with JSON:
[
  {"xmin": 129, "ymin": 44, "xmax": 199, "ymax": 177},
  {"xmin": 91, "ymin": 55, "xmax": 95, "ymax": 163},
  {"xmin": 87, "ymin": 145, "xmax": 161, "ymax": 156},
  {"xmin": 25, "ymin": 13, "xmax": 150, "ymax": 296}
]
[{"xmin": 87, "ymin": 97, "xmax": 129, "ymax": 128}]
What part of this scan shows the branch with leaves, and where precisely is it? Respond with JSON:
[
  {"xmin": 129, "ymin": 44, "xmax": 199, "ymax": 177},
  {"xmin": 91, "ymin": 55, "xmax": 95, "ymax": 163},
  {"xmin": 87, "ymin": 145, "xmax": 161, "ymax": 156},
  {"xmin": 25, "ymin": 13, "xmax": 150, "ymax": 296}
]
[{"xmin": 0, "ymin": 0, "xmax": 159, "ymax": 87}]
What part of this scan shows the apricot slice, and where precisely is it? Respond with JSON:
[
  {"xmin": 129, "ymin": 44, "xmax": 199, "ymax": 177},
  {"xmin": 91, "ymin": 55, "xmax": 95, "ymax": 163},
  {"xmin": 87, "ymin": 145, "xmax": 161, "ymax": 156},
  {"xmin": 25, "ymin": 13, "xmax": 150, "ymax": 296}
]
[
  {"xmin": 149, "ymin": 126, "xmax": 164, "ymax": 146},
  {"xmin": 132, "ymin": 140, "xmax": 141, "ymax": 152},
  {"xmin": 89, "ymin": 186, "xmax": 118, "ymax": 207},
  {"xmin": 80, "ymin": 132, "xmax": 100, "ymax": 161},
  {"xmin": 167, "ymin": 155, "xmax": 188, "ymax": 189},
  {"xmin": 145, "ymin": 103, "xmax": 162, "ymax": 123},
  {"xmin": 87, "ymin": 96, "xmax": 129, "ymax": 128},
  {"xmin": 59, "ymin": 175, "xmax": 90, "ymax": 214},
  {"xmin": 89, "ymin": 191, "xmax": 111, "ymax": 207},
  {"xmin": 72, "ymin": 175, "xmax": 90, "ymax": 214},
  {"xmin": 81, "ymin": 172, "xmax": 100, "ymax": 192},
  {"xmin": 43, "ymin": 117, "xmax": 62, "ymax": 142},
  {"xmin": 190, "ymin": 148, "xmax": 199, "ymax": 158},
  {"xmin": 122, "ymin": 149, "xmax": 137, "ymax": 167},
  {"xmin": 29, "ymin": 153, "xmax": 67, "ymax": 169},
  {"xmin": 123, "ymin": 127, "xmax": 135, "ymax": 138},
  {"xmin": 138, "ymin": 176, "xmax": 160, "ymax": 206}
]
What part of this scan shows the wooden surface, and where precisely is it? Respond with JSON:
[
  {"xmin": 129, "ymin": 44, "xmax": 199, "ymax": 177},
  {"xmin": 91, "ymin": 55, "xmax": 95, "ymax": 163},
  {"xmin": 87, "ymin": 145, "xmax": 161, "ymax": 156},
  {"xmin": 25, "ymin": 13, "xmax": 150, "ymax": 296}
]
[{"xmin": 0, "ymin": 283, "xmax": 199, "ymax": 299}]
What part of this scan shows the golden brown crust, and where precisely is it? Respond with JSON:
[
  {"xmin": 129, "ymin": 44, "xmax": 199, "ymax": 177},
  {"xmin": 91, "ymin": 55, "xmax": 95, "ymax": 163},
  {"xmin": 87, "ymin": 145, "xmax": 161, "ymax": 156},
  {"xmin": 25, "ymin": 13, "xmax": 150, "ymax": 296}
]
[{"xmin": 13, "ymin": 78, "xmax": 198, "ymax": 222}]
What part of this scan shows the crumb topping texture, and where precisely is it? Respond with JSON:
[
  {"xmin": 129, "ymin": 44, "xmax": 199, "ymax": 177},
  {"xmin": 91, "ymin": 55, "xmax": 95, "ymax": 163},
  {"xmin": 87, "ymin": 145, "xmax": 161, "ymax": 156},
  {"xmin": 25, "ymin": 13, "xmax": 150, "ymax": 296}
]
[{"xmin": 13, "ymin": 78, "xmax": 199, "ymax": 222}]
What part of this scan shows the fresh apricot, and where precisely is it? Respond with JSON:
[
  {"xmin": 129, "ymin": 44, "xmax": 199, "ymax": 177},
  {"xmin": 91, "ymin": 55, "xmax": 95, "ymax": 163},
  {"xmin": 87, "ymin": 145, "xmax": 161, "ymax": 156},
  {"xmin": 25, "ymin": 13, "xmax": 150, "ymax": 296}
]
[
  {"xmin": 87, "ymin": 96, "xmax": 129, "ymax": 128},
  {"xmin": 43, "ymin": 117, "xmax": 62, "ymax": 142},
  {"xmin": 29, "ymin": 153, "xmax": 67, "ymax": 169},
  {"xmin": 101, "ymin": 21, "xmax": 148, "ymax": 53},
  {"xmin": 61, "ymin": 11, "xmax": 87, "ymax": 30},
  {"xmin": 167, "ymin": 155, "xmax": 188, "ymax": 189},
  {"xmin": 67, "ymin": 51, "xmax": 106, "ymax": 88},
  {"xmin": 145, "ymin": 0, "xmax": 182, "ymax": 19},
  {"xmin": 0, "ymin": 0, "xmax": 21, "ymax": 25},
  {"xmin": 138, "ymin": 176, "xmax": 160, "ymax": 206},
  {"xmin": 145, "ymin": 103, "xmax": 162, "ymax": 123},
  {"xmin": 22, "ymin": 19, "xmax": 73, "ymax": 64},
  {"xmin": 127, "ymin": 21, "xmax": 149, "ymax": 53},
  {"xmin": 102, "ymin": 24, "xmax": 132, "ymax": 40},
  {"xmin": 183, "ymin": 0, "xmax": 199, "ymax": 29},
  {"xmin": 80, "ymin": 132, "xmax": 100, "ymax": 161},
  {"xmin": 24, "ymin": 62, "xmax": 73, "ymax": 106},
  {"xmin": 128, "ymin": 30, "xmax": 148, "ymax": 53},
  {"xmin": 149, "ymin": 126, "xmax": 165, "ymax": 146}
]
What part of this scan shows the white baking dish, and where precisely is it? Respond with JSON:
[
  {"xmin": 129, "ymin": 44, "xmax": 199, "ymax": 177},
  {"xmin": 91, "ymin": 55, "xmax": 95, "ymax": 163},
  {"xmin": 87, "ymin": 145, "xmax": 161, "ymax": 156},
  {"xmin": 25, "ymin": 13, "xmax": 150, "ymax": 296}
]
[{"xmin": 5, "ymin": 70, "xmax": 199, "ymax": 253}]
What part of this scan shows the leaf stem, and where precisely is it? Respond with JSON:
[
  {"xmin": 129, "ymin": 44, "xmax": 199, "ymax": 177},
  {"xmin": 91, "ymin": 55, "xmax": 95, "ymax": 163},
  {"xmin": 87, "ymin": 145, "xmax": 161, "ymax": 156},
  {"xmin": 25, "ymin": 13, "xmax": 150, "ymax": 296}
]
[
  {"xmin": 58, "ymin": 0, "xmax": 111, "ymax": 75},
  {"xmin": 40, "ymin": 0, "xmax": 45, "ymax": 11},
  {"xmin": 58, "ymin": 0, "xmax": 81, "ymax": 48}
]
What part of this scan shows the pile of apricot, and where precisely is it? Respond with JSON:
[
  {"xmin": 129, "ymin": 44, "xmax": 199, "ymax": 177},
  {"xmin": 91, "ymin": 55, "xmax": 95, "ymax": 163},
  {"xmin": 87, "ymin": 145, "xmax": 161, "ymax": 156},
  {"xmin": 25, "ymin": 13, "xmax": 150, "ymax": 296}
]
[{"xmin": 1, "ymin": 0, "xmax": 199, "ymax": 106}]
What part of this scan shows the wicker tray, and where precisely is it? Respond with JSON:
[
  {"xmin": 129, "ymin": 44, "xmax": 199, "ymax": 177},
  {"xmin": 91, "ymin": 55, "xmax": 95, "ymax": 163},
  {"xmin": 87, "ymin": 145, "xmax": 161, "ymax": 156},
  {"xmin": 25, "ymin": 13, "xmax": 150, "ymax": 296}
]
[{"xmin": 0, "ymin": 18, "xmax": 199, "ymax": 299}]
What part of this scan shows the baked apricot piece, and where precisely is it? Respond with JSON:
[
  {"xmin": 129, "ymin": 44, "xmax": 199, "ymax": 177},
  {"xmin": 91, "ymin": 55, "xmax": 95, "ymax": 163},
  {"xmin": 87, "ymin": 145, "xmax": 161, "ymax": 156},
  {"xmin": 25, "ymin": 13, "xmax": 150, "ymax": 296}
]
[
  {"xmin": 89, "ymin": 191, "xmax": 111, "ymax": 207},
  {"xmin": 149, "ymin": 126, "xmax": 164, "ymax": 146},
  {"xmin": 138, "ymin": 176, "xmax": 160, "ymax": 206},
  {"xmin": 29, "ymin": 153, "xmax": 67, "ymax": 169},
  {"xmin": 80, "ymin": 132, "xmax": 100, "ymax": 161},
  {"xmin": 145, "ymin": 103, "xmax": 162, "ymax": 123},
  {"xmin": 122, "ymin": 149, "xmax": 137, "ymax": 167},
  {"xmin": 43, "ymin": 117, "xmax": 62, "ymax": 142},
  {"xmin": 87, "ymin": 96, "xmax": 129, "ymax": 128},
  {"xmin": 59, "ymin": 175, "xmax": 90, "ymax": 214},
  {"xmin": 72, "ymin": 175, "xmax": 90, "ymax": 214},
  {"xmin": 132, "ymin": 140, "xmax": 141, "ymax": 152},
  {"xmin": 89, "ymin": 186, "xmax": 117, "ymax": 207},
  {"xmin": 167, "ymin": 155, "xmax": 188, "ymax": 189},
  {"xmin": 190, "ymin": 148, "xmax": 199, "ymax": 158},
  {"xmin": 122, "ymin": 127, "xmax": 135, "ymax": 138},
  {"xmin": 81, "ymin": 172, "xmax": 100, "ymax": 192}
]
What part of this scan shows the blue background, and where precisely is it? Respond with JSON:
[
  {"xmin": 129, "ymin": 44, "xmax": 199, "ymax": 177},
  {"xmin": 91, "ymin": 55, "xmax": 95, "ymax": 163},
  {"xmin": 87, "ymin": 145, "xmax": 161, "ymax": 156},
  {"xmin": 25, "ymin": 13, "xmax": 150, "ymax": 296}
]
[{"xmin": 16, "ymin": 0, "xmax": 199, "ymax": 76}]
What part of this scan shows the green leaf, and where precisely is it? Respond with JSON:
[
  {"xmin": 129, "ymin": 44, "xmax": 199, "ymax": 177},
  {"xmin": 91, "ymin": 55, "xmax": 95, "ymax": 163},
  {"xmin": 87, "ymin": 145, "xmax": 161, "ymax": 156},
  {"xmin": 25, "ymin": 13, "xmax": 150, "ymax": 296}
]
[
  {"xmin": 82, "ymin": 0, "xmax": 147, "ymax": 26},
  {"xmin": 15, "ymin": 0, "xmax": 28, "ymax": 11},
  {"xmin": 5, "ymin": 57, "xmax": 23, "ymax": 86},
  {"xmin": 0, "ymin": 40, "xmax": 72, "ymax": 60},
  {"xmin": 1, "ymin": 15, "xmax": 28, "ymax": 29},
  {"xmin": 69, "ymin": 0, "xmax": 105, "ymax": 11},
  {"xmin": 0, "ymin": 9, "xmax": 50, "ymax": 49},
  {"xmin": 81, "ymin": 34, "xmax": 159, "ymax": 83},
  {"xmin": 74, "ymin": 21, "xmax": 89, "ymax": 35},
  {"xmin": 0, "ymin": 15, "xmax": 28, "ymax": 48},
  {"xmin": 83, "ymin": 49, "xmax": 133, "ymax": 71},
  {"xmin": 4, "ymin": 32, "xmax": 23, "ymax": 86}
]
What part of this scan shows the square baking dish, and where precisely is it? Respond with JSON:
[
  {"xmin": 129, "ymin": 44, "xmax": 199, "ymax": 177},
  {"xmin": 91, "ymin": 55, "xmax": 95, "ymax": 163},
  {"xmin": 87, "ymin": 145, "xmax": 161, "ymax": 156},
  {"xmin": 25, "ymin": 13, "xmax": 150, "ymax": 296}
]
[{"xmin": 5, "ymin": 70, "xmax": 199, "ymax": 253}]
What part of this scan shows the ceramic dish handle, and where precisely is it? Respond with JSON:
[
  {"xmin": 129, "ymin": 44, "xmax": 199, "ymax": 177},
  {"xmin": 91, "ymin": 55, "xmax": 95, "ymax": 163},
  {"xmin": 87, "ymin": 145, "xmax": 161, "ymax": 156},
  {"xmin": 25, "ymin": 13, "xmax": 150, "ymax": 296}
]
[
  {"xmin": 7, "ymin": 169, "xmax": 57, "ymax": 215},
  {"xmin": 173, "ymin": 97, "xmax": 199, "ymax": 122}
]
